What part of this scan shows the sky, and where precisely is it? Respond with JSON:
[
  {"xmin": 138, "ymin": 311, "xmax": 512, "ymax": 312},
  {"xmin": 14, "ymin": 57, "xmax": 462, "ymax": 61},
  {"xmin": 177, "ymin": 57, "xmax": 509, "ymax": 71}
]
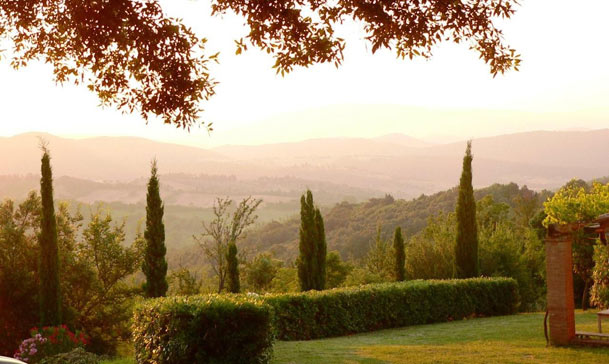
[{"xmin": 0, "ymin": 0, "xmax": 608, "ymax": 147}]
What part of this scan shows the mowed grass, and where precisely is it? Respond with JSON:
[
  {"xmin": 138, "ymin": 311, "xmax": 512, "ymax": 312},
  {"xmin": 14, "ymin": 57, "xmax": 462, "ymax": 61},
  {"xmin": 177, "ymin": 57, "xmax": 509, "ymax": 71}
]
[
  {"xmin": 272, "ymin": 311, "xmax": 609, "ymax": 364},
  {"xmin": 102, "ymin": 311, "xmax": 609, "ymax": 364}
]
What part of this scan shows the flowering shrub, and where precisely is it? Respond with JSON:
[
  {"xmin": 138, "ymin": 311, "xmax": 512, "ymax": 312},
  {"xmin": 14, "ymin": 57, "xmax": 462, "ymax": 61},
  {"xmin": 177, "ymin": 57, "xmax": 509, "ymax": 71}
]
[
  {"xmin": 14, "ymin": 334, "xmax": 47, "ymax": 363},
  {"xmin": 14, "ymin": 325, "xmax": 88, "ymax": 363}
]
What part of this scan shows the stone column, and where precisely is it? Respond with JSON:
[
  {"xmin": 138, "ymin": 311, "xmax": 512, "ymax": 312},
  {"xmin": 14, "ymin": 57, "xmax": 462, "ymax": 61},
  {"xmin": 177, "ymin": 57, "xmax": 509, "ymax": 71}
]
[{"xmin": 545, "ymin": 230, "xmax": 575, "ymax": 346}]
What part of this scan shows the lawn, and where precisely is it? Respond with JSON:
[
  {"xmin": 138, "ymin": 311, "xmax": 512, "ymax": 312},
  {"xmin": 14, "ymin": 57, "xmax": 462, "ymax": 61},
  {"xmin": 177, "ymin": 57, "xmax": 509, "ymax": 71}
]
[{"xmin": 103, "ymin": 311, "xmax": 609, "ymax": 364}]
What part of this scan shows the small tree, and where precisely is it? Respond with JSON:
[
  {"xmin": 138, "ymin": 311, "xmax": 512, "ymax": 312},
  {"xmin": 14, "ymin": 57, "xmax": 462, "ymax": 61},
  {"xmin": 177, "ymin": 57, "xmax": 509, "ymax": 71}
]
[
  {"xmin": 77, "ymin": 210, "xmax": 143, "ymax": 353},
  {"xmin": 393, "ymin": 226, "xmax": 405, "ymax": 282},
  {"xmin": 365, "ymin": 226, "xmax": 394, "ymax": 281},
  {"xmin": 39, "ymin": 142, "xmax": 62, "ymax": 326},
  {"xmin": 297, "ymin": 190, "xmax": 327, "ymax": 291},
  {"xmin": 407, "ymin": 212, "xmax": 456, "ymax": 280},
  {"xmin": 226, "ymin": 241, "xmax": 240, "ymax": 293},
  {"xmin": 245, "ymin": 253, "xmax": 281, "ymax": 292},
  {"xmin": 0, "ymin": 193, "xmax": 41, "ymax": 355},
  {"xmin": 195, "ymin": 196, "xmax": 261, "ymax": 293},
  {"xmin": 168, "ymin": 268, "xmax": 202, "ymax": 296},
  {"xmin": 326, "ymin": 251, "xmax": 352, "ymax": 289},
  {"xmin": 142, "ymin": 160, "xmax": 168, "ymax": 298},
  {"xmin": 455, "ymin": 141, "xmax": 479, "ymax": 278}
]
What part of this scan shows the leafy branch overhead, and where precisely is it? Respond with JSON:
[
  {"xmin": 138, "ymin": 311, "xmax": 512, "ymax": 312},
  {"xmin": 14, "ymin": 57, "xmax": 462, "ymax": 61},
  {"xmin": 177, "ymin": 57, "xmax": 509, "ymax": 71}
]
[{"xmin": 0, "ymin": 0, "xmax": 520, "ymax": 128}]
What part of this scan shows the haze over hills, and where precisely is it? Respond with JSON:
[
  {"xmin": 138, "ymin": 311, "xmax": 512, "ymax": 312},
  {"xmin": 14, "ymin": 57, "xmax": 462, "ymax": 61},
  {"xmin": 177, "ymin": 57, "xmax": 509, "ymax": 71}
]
[
  {"xmin": 1, "ymin": 129, "xmax": 608, "ymax": 208},
  {"xmin": 212, "ymin": 135, "xmax": 430, "ymax": 162},
  {"xmin": 213, "ymin": 104, "xmax": 609, "ymax": 146}
]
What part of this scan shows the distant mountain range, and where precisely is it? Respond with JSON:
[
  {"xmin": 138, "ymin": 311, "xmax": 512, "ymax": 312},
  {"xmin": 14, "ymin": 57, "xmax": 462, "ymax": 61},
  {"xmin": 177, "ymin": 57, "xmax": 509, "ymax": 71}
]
[{"xmin": 1, "ymin": 130, "xmax": 608, "ymax": 207}]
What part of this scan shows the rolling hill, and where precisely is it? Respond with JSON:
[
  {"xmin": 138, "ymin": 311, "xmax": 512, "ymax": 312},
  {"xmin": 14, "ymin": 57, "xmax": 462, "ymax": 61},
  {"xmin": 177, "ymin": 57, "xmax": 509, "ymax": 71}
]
[{"xmin": 1, "ymin": 129, "xmax": 608, "ymax": 203}]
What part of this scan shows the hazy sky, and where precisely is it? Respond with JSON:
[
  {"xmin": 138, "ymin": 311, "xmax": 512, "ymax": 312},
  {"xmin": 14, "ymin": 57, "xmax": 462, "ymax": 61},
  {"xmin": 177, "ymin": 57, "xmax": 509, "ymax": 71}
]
[{"xmin": 0, "ymin": 0, "xmax": 608, "ymax": 147}]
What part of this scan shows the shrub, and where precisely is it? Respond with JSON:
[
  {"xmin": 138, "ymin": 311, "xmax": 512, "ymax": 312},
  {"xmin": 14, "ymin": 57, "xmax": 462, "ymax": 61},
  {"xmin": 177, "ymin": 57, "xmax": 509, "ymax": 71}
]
[
  {"xmin": 39, "ymin": 348, "xmax": 100, "ymax": 364},
  {"xmin": 591, "ymin": 242, "xmax": 609, "ymax": 308},
  {"xmin": 264, "ymin": 277, "xmax": 518, "ymax": 340},
  {"xmin": 14, "ymin": 326, "xmax": 88, "ymax": 363},
  {"xmin": 133, "ymin": 295, "xmax": 274, "ymax": 364}
]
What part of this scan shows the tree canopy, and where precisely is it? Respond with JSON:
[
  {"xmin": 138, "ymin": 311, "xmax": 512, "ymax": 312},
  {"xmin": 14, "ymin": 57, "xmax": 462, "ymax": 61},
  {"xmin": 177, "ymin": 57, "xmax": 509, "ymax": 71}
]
[
  {"xmin": 1, "ymin": 0, "xmax": 520, "ymax": 129},
  {"xmin": 543, "ymin": 181, "xmax": 609, "ymax": 226}
]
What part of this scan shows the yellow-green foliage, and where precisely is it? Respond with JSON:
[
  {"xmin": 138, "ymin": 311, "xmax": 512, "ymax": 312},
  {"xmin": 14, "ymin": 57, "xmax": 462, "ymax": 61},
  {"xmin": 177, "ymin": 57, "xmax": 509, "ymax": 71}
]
[
  {"xmin": 264, "ymin": 277, "xmax": 519, "ymax": 340},
  {"xmin": 543, "ymin": 180, "xmax": 609, "ymax": 309},
  {"xmin": 133, "ymin": 295, "xmax": 274, "ymax": 364},
  {"xmin": 591, "ymin": 242, "xmax": 609, "ymax": 308},
  {"xmin": 543, "ymin": 181, "xmax": 609, "ymax": 226}
]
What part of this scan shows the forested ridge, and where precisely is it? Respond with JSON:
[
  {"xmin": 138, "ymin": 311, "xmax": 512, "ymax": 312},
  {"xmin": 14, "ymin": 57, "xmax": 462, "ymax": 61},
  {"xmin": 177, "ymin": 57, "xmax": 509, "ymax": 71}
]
[{"xmin": 242, "ymin": 182, "xmax": 552, "ymax": 261}]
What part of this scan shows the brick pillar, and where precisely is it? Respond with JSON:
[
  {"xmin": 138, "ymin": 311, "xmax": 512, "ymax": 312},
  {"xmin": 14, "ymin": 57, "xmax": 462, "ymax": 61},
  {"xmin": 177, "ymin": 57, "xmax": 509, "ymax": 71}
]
[{"xmin": 545, "ymin": 231, "xmax": 575, "ymax": 346}]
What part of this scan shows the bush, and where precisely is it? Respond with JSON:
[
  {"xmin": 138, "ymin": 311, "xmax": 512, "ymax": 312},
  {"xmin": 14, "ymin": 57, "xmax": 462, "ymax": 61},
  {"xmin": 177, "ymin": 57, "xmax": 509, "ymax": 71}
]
[
  {"xmin": 39, "ymin": 348, "xmax": 100, "ymax": 364},
  {"xmin": 591, "ymin": 242, "xmax": 609, "ymax": 308},
  {"xmin": 264, "ymin": 277, "xmax": 518, "ymax": 340},
  {"xmin": 14, "ymin": 326, "xmax": 88, "ymax": 363},
  {"xmin": 132, "ymin": 295, "xmax": 274, "ymax": 364}
]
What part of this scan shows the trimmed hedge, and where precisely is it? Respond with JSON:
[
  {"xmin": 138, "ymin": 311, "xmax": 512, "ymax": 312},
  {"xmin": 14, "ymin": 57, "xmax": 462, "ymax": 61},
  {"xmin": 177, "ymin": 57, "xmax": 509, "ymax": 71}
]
[
  {"xmin": 265, "ymin": 277, "xmax": 519, "ymax": 340},
  {"xmin": 132, "ymin": 278, "xmax": 517, "ymax": 363},
  {"xmin": 133, "ymin": 295, "xmax": 273, "ymax": 364}
]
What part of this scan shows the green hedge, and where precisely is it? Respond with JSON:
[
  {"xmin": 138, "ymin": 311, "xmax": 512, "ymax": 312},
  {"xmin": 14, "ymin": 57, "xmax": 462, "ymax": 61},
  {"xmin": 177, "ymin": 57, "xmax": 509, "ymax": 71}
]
[
  {"xmin": 265, "ymin": 277, "xmax": 519, "ymax": 340},
  {"xmin": 132, "ymin": 295, "xmax": 274, "ymax": 364},
  {"xmin": 132, "ymin": 278, "xmax": 517, "ymax": 362}
]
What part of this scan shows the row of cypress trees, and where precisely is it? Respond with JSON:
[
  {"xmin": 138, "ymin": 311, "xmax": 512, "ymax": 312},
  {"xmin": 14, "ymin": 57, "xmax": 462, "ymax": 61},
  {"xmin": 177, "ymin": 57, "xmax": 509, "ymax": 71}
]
[{"xmin": 38, "ymin": 149, "xmax": 169, "ymax": 325}]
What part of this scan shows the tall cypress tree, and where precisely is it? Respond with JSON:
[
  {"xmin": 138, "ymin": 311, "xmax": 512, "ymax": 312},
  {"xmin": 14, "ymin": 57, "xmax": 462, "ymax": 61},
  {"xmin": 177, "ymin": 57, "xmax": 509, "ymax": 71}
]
[
  {"xmin": 298, "ymin": 190, "xmax": 315, "ymax": 291},
  {"xmin": 455, "ymin": 141, "xmax": 479, "ymax": 278},
  {"xmin": 39, "ymin": 144, "xmax": 62, "ymax": 325},
  {"xmin": 226, "ymin": 241, "xmax": 240, "ymax": 293},
  {"xmin": 314, "ymin": 208, "xmax": 327, "ymax": 290},
  {"xmin": 297, "ymin": 190, "xmax": 326, "ymax": 291},
  {"xmin": 393, "ymin": 226, "xmax": 405, "ymax": 282},
  {"xmin": 142, "ymin": 160, "xmax": 168, "ymax": 298}
]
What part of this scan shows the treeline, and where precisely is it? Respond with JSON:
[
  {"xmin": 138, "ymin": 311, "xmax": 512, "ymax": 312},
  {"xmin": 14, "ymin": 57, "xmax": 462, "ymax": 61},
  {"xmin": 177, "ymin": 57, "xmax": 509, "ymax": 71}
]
[{"xmin": 241, "ymin": 182, "xmax": 552, "ymax": 261}]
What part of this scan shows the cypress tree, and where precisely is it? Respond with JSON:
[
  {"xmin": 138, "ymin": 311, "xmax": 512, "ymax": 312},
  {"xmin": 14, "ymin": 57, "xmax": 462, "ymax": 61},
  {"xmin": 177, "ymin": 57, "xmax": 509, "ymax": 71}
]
[
  {"xmin": 226, "ymin": 241, "xmax": 240, "ymax": 293},
  {"xmin": 39, "ymin": 145, "xmax": 62, "ymax": 325},
  {"xmin": 142, "ymin": 160, "xmax": 168, "ymax": 298},
  {"xmin": 314, "ymin": 207, "xmax": 327, "ymax": 290},
  {"xmin": 455, "ymin": 141, "xmax": 479, "ymax": 278},
  {"xmin": 297, "ymin": 190, "xmax": 326, "ymax": 291},
  {"xmin": 393, "ymin": 226, "xmax": 405, "ymax": 282},
  {"xmin": 298, "ymin": 190, "xmax": 315, "ymax": 291}
]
